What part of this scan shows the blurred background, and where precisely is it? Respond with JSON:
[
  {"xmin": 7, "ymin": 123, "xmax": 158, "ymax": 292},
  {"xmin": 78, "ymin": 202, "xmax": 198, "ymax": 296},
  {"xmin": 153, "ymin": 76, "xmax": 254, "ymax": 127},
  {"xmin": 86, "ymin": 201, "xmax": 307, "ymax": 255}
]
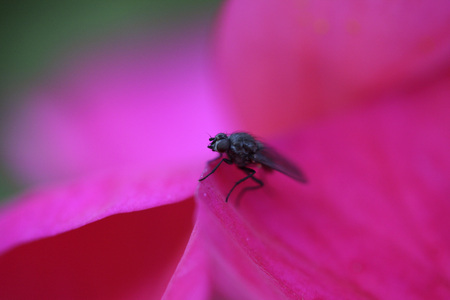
[{"xmin": 0, "ymin": 0, "xmax": 222, "ymax": 202}]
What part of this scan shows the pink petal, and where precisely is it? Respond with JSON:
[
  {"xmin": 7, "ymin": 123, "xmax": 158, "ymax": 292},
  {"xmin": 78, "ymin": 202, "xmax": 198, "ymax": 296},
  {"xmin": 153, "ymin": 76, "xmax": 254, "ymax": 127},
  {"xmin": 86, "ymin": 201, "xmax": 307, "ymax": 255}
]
[
  {"xmin": 196, "ymin": 81, "xmax": 450, "ymax": 299},
  {"xmin": 0, "ymin": 166, "xmax": 198, "ymax": 254},
  {"xmin": 215, "ymin": 0, "xmax": 450, "ymax": 134},
  {"xmin": 162, "ymin": 223, "xmax": 210, "ymax": 300},
  {"xmin": 0, "ymin": 160, "xmax": 198, "ymax": 298},
  {"xmin": 2, "ymin": 28, "xmax": 230, "ymax": 184}
]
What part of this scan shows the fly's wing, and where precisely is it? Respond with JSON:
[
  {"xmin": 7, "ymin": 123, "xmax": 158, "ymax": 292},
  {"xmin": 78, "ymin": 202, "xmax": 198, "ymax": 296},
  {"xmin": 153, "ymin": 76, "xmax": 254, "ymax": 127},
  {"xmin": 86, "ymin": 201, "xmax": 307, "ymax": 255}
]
[{"xmin": 253, "ymin": 146, "xmax": 307, "ymax": 183}]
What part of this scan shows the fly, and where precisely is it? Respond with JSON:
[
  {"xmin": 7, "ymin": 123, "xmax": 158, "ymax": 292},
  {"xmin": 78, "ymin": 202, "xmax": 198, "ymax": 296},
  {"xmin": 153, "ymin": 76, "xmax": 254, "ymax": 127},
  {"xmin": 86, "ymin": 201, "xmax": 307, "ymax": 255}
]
[{"xmin": 199, "ymin": 132, "xmax": 307, "ymax": 202}]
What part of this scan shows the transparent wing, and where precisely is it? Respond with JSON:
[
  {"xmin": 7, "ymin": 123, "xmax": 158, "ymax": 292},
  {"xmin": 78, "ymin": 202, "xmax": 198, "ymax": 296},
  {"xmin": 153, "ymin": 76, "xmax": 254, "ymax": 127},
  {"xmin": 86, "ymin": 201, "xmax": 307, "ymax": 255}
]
[{"xmin": 253, "ymin": 146, "xmax": 307, "ymax": 183}]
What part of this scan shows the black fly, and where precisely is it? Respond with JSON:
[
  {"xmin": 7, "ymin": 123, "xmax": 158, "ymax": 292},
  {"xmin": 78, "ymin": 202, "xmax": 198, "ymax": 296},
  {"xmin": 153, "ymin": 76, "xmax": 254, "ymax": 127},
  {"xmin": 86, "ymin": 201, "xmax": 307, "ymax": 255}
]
[{"xmin": 199, "ymin": 132, "xmax": 307, "ymax": 202}]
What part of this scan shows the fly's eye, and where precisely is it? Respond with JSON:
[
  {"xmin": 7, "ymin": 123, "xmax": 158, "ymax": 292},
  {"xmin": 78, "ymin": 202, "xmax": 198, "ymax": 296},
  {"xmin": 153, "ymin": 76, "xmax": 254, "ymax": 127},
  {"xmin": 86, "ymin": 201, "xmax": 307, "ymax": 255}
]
[{"xmin": 215, "ymin": 139, "xmax": 230, "ymax": 152}]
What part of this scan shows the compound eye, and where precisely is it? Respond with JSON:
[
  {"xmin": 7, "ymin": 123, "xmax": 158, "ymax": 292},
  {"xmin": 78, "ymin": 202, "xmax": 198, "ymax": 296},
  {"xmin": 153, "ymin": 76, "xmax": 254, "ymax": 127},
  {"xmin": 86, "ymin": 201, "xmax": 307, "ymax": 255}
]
[{"xmin": 215, "ymin": 139, "xmax": 230, "ymax": 152}]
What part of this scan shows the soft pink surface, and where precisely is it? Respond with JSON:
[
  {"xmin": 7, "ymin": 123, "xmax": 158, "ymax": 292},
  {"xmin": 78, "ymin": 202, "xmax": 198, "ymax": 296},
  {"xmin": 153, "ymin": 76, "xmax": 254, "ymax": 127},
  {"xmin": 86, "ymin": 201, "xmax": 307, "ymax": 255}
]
[
  {"xmin": 1, "ymin": 1, "xmax": 450, "ymax": 299},
  {"xmin": 0, "ymin": 166, "xmax": 198, "ymax": 254},
  {"xmin": 196, "ymin": 83, "xmax": 450, "ymax": 299},
  {"xmin": 0, "ymin": 29, "xmax": 216, "ymax": 299},
  {"xmin": 3, "ymin": 29, "xmax": 229, "ymax": 184},
  {"xmin": 215, "ymin": 0, "xmax": 450, "ymax": 134},
  {"xmin": 162, "ymin": 223, "xmax": 210, "ymax": 300}
]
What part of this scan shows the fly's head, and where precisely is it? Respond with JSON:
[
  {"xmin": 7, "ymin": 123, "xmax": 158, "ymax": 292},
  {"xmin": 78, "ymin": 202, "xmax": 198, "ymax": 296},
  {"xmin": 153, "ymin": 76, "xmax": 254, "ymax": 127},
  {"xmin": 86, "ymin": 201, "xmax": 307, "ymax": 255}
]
[{"xmin": 208, "ymin": 133, "xmax": 230, "ymax": 153}]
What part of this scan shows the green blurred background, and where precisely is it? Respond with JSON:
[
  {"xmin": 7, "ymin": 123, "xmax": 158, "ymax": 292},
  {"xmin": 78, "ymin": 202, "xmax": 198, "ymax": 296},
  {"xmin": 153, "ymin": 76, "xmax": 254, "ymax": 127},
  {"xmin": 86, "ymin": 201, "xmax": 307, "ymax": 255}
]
[{"xmin": 0, "ymin": 0, "xmax": 222, "ymax": 201}]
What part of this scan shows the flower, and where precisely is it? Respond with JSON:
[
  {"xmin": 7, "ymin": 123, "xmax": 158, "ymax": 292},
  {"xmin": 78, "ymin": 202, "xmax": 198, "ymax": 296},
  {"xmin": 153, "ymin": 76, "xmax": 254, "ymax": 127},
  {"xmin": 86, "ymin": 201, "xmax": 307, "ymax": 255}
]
[{"xmin": 1, "ymin": 1, "xmax": 450, "ymax": 299}]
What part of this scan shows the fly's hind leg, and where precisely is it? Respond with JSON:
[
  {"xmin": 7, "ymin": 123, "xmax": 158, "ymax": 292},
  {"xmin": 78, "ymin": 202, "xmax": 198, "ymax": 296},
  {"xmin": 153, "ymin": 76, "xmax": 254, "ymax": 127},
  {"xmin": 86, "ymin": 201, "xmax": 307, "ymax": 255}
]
[{"xmin": 226, "ymin": 167, "xmax": 264, "ymax": 202}]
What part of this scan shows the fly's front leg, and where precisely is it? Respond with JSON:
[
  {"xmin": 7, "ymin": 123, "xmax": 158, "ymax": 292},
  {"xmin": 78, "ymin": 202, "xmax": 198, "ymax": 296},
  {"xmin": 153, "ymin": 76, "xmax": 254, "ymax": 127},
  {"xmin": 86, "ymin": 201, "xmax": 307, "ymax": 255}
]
[{"xmin": 199, "ymin": 157, "xmax": 232, "ymax": 181}]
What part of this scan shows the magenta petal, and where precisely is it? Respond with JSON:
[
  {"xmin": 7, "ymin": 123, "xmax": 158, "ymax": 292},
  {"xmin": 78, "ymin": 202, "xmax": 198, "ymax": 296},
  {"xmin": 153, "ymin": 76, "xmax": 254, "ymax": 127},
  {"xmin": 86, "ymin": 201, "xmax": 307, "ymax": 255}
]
[
  {"xmin": 196, "ymin": 83, "xmax": 450, "ymax": 298},
  {"xmin": 0, "ymin": 166, "xmax": 198, "ymax": 254},
  {"xmin": 3, "ymin": 29, "xmax": 228, "ymax": 184},
  {"xmin": 215, "ymin": 0, "xmax": 450, "ymax": 133}
]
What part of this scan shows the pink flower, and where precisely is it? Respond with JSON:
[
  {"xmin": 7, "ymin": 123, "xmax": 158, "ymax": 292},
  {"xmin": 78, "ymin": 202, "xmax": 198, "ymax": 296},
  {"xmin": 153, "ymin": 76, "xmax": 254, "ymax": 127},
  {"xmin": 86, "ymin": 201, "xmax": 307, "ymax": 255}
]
[{"xmin": 1, "ymin": 1, "xmax": 450, "ymax": 299}]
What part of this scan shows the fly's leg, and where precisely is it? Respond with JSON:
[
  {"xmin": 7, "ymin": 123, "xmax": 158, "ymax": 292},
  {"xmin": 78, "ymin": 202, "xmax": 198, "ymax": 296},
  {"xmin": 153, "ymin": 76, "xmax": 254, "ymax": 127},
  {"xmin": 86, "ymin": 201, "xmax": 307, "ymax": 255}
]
[
  {"xmin": 199, "ymin": 157, "xmax": 232, "ymax": 181},
  {"xmin": 236, "ymin": 175, "xmax": 264, "ymax": 202},
  {"xmin": 226, "ymin": 167, "xmax": 263, "ymax": 202}
]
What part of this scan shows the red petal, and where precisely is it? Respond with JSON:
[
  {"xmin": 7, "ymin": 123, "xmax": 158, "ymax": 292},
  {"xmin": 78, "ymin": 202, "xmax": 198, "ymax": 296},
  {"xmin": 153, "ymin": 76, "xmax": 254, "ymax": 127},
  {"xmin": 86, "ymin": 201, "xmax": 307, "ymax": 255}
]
[{"xmin": 0, "ymin": 198, "xmax": 195, "ymax": 299}]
